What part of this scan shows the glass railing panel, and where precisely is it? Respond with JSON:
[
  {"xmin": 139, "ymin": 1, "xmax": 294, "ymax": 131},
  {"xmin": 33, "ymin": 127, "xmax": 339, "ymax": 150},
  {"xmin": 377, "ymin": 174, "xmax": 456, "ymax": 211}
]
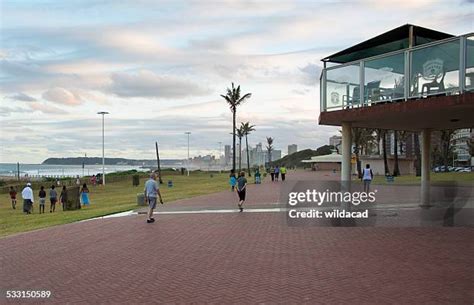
[
  {"xmin": 325, "ymin": 64, "xmax": 360, "ymax": 110},
  {"xmin": 466, "ymin": 35, "xmax": 474, "ymax": 91},
  {"xmin": 410, "ymin": 39, "xmax": 460, "ymax": 97},
  {"xmin": 364, "ymin": 53, "xmax": 405, "ymax": 104}
]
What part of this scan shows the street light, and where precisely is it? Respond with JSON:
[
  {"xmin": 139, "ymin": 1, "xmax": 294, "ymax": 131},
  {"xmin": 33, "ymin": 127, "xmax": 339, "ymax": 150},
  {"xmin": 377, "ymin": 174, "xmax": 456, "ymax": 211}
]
[
  {"xmin": 185, "ymin": 132, "xmax": 191, "ymax": 176},
  {"xmin": 97, "ymin": 111, "xmax": 109, "ymax": 185}
]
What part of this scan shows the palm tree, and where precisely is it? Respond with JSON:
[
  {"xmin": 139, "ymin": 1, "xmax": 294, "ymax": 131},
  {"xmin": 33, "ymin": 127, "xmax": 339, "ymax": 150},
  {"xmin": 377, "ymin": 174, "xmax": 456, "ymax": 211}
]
[
  {"xmin": 393, "ymin": 131, "xmax": 400, "ymax": 176},
  {"xmin": 266, "ymin": 137, "xmax": 274, "ymax": 164},
  {"xmin": 381, "ymin": 130, "xmax": 390, "ymax": 175},
  {"xmin": 413, "ymin": 132, "xmax": 421, "ymax": 176},
  {"xmin": 352, "ymin": 128, "xmax": 374, "ymax": 179},
  {"xmin": 236, "ymin": 126, "xmax": 245, "ymax": 172},
  {"xmin": 241, "ymin": 122, "xmax": 256, "ymax": 176},
  {"xmin": 220, "ymin": 83, "xmax": 252, "ymax": 172}
]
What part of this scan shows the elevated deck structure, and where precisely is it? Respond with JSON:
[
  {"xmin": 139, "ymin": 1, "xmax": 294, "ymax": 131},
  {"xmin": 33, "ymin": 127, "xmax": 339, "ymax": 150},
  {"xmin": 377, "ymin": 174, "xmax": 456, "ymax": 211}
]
[{"xmin": 318, "ymin": 24, "xmax": 474, "ymax": 205}]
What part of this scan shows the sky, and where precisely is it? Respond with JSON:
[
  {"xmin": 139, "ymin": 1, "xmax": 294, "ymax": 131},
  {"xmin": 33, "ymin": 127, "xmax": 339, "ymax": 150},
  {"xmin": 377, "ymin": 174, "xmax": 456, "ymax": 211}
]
[{"xmin": 0, "ymin": 0, "xmax": 473, "ymax": 163}]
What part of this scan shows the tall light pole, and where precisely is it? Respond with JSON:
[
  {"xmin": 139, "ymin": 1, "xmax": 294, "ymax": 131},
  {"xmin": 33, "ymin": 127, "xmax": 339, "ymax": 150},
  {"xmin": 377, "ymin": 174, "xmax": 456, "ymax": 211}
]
[
  {"xmin": 185, "ymin": 132, "xmax": 191, "ymax": 176},
  {"xmin": 97, "ymin": 111, "xmax": 109, "ymax": 185}
]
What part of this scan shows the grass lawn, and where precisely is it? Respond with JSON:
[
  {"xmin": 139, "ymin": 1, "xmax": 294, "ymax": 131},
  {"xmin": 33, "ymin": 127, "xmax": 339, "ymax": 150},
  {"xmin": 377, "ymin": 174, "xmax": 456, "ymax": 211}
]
[
  {"xmin": 355, "ymin": 172, "xmax": 474, "ymax": 185},
  {"xmin": 0, "ymin": 172, "xmax": 229, "ymax": 238}
]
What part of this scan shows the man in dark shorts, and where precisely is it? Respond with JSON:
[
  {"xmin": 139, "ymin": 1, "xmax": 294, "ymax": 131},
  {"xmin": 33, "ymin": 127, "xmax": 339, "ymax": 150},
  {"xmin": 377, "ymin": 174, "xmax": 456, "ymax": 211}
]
[
  {"xmin": 236, "ymin": 171, "xmax": 247, "ymax": 212},
  {"xmin": 144, "ymin": 173, "xmax": 163, "ymax": 223}
]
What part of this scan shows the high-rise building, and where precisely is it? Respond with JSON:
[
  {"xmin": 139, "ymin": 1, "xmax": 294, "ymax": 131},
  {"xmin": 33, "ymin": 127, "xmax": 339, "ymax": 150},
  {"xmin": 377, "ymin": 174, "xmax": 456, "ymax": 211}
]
[
  {"xmin": 224, "ymin": 145, "xmax": 231, "ymax": 165},
  {"xmin": 453, "ymin": 128, "xmax": 472, "ymax": 164},
  {"xmin": 288, "ymin": 144, "xmax": 297, "ymax": 155}
]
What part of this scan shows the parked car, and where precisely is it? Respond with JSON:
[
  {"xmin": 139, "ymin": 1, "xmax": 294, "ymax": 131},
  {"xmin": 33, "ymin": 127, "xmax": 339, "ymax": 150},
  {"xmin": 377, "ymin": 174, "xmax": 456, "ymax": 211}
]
[{"xmin": 458, "ymin": 168, "xmax": 471, "ymax": 173}]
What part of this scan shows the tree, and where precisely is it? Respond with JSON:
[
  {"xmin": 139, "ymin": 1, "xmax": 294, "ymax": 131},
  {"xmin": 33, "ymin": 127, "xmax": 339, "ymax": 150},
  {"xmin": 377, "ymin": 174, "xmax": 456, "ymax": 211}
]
[
  {"xmin": 352, "ymin": 128, "xmax": 374, "ymax": 179},
  {"xmin": 241, "ymin": 122, "xmax": 256, "ymax": 176},
  {"xmin": 413, "ymin": 132, "xmax": 421, "ymax": 176},
  {"xmin": 440, "ymin": 130, "xmax": 456, "ymax": 171},
  {"xmin": 266, "ymin": 137, "xmax": 274, "ymax": 164},
  {"xmin": 220, "ymin": 83, "xmax": 252, "ymax": 172},
  {"xmin": 236, "ymin": 126, "xmax": 245, "ymax": 172},
  {"xmin": 381, "ymin": 130, "xmax": 390, "ymax": 175},
  {"xmin": 392, "ymin": 131, "xmax": 400, "ymax": 176}
]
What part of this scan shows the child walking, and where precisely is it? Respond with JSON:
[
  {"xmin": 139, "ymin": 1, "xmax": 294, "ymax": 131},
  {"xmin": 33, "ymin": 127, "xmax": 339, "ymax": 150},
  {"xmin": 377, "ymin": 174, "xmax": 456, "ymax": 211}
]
[
  {"xmin": 38, "ymin": 186, "xmax": 46, "ymax": 214},
  {"xmin": 9, "ymin": 186, "xmax": 17, "ymax": 209},
  {"xmin": 229, "ymin": 171, "xmax": 237, "ymax": 192},
  {"xmin": 236, "ymin": 171, "xmax": 247, "ymax": 212},
  {"xmin": 80, "ymin": 183, "xmax": 90, "ymax": 207}
]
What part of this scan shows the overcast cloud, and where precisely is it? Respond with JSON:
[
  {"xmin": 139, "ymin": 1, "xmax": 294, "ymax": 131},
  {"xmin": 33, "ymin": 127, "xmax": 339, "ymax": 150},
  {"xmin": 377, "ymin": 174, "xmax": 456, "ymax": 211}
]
[{"xmin": 0, "ymin": 0, "xmax": 472, "ymax": 163}]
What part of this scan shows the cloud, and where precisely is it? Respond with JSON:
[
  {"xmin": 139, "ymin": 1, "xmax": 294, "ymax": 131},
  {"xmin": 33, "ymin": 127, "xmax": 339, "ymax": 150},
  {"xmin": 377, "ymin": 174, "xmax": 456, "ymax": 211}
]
[
  {"xmin": 42, "ymin": 87, "xmax": 82, "ymax": 106},
  {"xmin": 8, "ymin": 92, "xmax": 37, "ymax": 102},
  {"xmin": 29, "ymin": 102, "xmax": 68, "ymax": 114},
  {"xmin": 108, "ymin": 70, "xmax": 211, "ymax": 98}
]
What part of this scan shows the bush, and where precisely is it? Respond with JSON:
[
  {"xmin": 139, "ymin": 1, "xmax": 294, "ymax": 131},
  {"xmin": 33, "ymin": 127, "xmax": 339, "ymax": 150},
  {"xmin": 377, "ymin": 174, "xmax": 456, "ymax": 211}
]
[{"xmin": 132, "ymin": 175, "xmax": 140, "ymax": 187}]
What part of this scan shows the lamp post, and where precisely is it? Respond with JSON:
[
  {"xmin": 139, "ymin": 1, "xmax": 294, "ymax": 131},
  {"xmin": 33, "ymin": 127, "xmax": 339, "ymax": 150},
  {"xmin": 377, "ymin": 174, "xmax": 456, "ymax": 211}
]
[
  {"xmin": 185, "ymin": 132, "xmax": 191, "ymax": 176},
  {"xmin": 97, "ymin": 111, "xmax": 109, "ymax": 185}
]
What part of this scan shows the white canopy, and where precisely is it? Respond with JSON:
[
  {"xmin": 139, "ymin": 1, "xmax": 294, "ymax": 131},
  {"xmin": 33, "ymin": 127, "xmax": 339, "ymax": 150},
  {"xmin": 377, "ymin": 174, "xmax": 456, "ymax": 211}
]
[{"xmin": 301, "ymin": 152, "xmax": 342, "ymax": 163}]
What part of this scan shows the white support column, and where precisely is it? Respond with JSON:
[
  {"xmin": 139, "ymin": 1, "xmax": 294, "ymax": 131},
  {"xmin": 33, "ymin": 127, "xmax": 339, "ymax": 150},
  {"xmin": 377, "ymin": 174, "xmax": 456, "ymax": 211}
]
[
  {"xmin": 421, "ymin": 129, "xmax": 431, "ymax": 206},
  {"xmin": 341, "ymin": 122, "xmax": 352, "ymax": 185}
]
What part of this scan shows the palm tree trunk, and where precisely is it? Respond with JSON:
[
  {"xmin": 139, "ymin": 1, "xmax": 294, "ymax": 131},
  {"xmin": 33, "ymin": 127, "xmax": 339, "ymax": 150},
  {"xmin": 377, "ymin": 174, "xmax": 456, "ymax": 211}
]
[
  {"xmin": 232, "ymin": 110, "xmax": 236, "ymax": 173},
  {"xmin": 246, "ymin": 134, "xmax": 251, "ymax": 176},
  {"xmin": 238, "ymin": 137, "xmax": 242, "ymax": 172},
  {"xmin": 382, "ymin": 131, "xmax": 389, "ymax": 175},
  {"xmin": 414, "ymin": 132, "xmax": 421, "ymax": 176},
  {"xmin": 393, "ymin": 131, "xmax": 400, "ymax": 176}
]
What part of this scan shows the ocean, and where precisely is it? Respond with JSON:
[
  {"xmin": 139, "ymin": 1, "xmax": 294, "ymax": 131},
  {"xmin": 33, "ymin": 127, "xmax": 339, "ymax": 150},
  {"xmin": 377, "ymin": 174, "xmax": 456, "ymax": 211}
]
[{"xmin": 0, "ymin": 163, "xmax": 149, "ymax": 178}]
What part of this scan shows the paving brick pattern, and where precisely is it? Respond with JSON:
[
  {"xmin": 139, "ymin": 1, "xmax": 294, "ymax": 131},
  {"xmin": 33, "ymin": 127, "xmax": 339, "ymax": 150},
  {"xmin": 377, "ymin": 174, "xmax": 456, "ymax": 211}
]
[{"xmin": 1, "ymin": 170, "xmax": 473, "ymax": 304}]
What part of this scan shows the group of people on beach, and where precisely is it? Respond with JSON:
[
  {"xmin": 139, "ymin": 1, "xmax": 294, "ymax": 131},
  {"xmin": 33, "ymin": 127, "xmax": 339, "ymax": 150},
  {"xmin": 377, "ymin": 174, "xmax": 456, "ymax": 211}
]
[{"xmin": 9, "ymin": 182, "xmax": 91, "ymax": 214}]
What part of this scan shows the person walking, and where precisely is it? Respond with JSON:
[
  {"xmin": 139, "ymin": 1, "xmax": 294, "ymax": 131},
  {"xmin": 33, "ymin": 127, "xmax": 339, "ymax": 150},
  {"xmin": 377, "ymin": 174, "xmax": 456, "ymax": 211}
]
[
  {"xmin": 60, "ymin": 186, "xmax": 68, "ymax": 211},
  {"xmin": 49, "ymin": 185, "xmax": 58, "ymax": 213},
  {"xmin": 255, "ymin": 168, "xmax": 261, "ymax": 184},
  {"xmin": 144, "ymin": 173, "xmax": 163, "ymax": 224},
  {"xmin": 80, "ymin": 183, "xmax": 90, "ymax": 207},
  {"xmin": 236, "ymin": 171, "xmax": 247, "ymax": 212},
  {"xmin": 362, "ymin": 164, "xmax": 374, "ymax": 193},
  {"xmin": 269, "ymin": 166, "xmax": 275, "ymax": 181},
  {"xmin": 9, "ymin": 186, "xmax": 17, "ymax": 209},
  {"xmin": 38, "ymin": 186, "xmax": 46, "ymax": 214},
  {"xmin": 229, "ymin": 170, "xmax": 237, "ymax": 192},
  {"xmin": 280, "ymin": 165, "xmax": 287, "ymax": 181},
  {"xmin": 21, "ymin": 183, "xmax": 34, "ymax": 214},
  {"xmin": 274, "ymin": 166, "xmax": 280, "ymax": 181}
]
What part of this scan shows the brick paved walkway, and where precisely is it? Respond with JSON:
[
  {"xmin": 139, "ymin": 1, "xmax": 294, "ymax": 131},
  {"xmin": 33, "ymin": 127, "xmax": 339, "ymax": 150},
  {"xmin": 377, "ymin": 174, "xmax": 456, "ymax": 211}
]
[{"xmin": 1, "ymin": 171, "xmax": 473, "ymax": 304}]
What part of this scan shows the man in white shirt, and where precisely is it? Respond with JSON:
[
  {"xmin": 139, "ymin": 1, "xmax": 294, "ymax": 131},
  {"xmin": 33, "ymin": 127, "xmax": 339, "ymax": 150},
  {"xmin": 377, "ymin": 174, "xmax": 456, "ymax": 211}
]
[{"xmin": 21, "ymin": 183, "xmax": 34, "ymax": 214}]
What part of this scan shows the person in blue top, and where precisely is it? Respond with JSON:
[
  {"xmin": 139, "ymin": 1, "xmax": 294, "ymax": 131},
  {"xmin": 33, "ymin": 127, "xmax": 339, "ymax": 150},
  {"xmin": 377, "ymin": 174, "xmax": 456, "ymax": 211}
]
[
  {"xmin": 362, "ymin": 164, "xmax": 374, "ymax": 193},
  {"xmin": 274, "ymin": 166, "xmax": 280, "ymax": 181},
  {"xmin": 80, "ymin": 183, "xmax": 90, "ymax": 207},
  {"xmin": 229, "ymin": 170, "xmax": 237, "ymax": 191},
  {"xmin": 144, "ymin": 173, "xmax": 163, "ymax": 224}
]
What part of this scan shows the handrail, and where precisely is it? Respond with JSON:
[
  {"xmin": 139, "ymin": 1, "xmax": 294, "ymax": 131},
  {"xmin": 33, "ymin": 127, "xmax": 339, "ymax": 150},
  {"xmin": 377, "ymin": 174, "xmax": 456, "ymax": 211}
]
[{"xmin": 323, "ymin": 33, "xmax": 472, "ymax": 72}]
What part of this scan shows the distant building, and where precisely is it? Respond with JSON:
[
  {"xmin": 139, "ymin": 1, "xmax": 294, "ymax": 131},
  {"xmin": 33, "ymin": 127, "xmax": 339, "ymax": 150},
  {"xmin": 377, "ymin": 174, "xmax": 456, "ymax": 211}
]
[
  {"xmin": 270, "ymin": 150, "xmax": 282, "ymax": 162},
  {"xmin": 329, "ymin": 136, "xmax": 342, "ymax": 150},
  {"xmin": 453, "ymin": 129, "xmax": 472, "ymax": 165},
  {"xmin": 224, "ymin": 145, "xmax": 231, "ymax": 165},
  {"xmin": 288, "ymin": 144, "xmax": 298, "ymax": 155}
]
